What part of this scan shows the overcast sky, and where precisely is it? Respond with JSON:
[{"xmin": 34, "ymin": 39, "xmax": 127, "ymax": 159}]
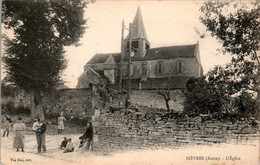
[{"xmin": 2, "ymin": 1, "xmax": 232, "ymax": 88}]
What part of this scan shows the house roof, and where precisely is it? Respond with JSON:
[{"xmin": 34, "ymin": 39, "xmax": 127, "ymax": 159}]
[
  {"xmin": 144, "ymin": 44, "xmax": 196, "ymax": 59},
  {"xmin": 130, "ymin": 44, "xmax": 197, "ymax": 61},
  {"xmin": 87, "ymin": 53, "xmax": 121, "ymax": 64}
]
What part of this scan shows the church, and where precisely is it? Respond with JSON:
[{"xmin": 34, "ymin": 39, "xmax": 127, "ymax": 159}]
[{"xmin": 77, "ymin": 7, "xmax": 203, "ymax": 91}]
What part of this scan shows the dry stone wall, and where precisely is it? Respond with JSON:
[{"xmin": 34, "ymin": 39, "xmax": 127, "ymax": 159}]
[
  {"xmin": 92, "ymin": 107, "xmax": 259, "ymax": 153},
  {"xmin": 42, "ymin": 88, "xmax": 94, "ymax": 118}
]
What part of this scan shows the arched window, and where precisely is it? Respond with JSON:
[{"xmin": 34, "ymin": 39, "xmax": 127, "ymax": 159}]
[
  {"xmin": 177, "ymin": 61, "xmax": 183, "ymax": 73},
  {"xmin": 156, "ymin": 62, "xmax": 163, "ymax": 75}
]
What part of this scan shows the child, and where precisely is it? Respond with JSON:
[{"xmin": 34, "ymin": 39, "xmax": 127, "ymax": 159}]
[
  {"xmin": 32, "ymin": 119, "xmax": 42, "ymax": 132},
  {"xmin": 60, "ymin": 137, "xmax": 68, "ymax": 150},
  {"xmin": 63, "ymin": 138, "xmax": 74, "ymax": 153},
  {"xmin": 2, "ymin": 115, "xmax": 12, "ymax": 137},
  {"xmin": 57, "ymin": 115, "xmax": 66, "ymax": 134}
]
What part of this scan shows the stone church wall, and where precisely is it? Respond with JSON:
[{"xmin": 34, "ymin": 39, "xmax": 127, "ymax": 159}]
[
  {"xmin": 121, "ymin": 57, "xmax": 201, "ymax": 79},
  {"xmin": 146, "ymin": 57, "xmax": 201, "ymax": 78},
  {"xmin": 130, "ymin": 90, "xmax": 184, "ymax": 111}
]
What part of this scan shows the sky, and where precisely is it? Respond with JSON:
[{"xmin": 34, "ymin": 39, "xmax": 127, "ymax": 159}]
[{"xmin": 1, "ymin": 1, "xmax": 232, "ymax": 88}]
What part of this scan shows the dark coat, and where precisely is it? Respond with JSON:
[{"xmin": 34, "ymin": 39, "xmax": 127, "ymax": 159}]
[
  {"xmin": 60, "ymin": 140, "xmax": 68, "ymax": 149},
  {"xmin": 36, "ymin": 123, "xmax": 46, "ymax": 135},
  {"xmin": 80, "ymin": 125, "xmax": 93, "ymax": 140}
]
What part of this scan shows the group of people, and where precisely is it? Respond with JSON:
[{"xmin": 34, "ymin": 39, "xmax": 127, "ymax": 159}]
[
  {"xmin": 2, "ymin": 114, "xmax": 93, "ymax": 153},
  {"xmin": 59, "ymin": 122, "xmax": 93, "ymax": 153},
  {"xmin": 60, "ymin": 137, "xmax": 74, "ymax": 153},
  {"xmin": 2, "ymin": 115, "xmax": 26, "ymax": 152}
]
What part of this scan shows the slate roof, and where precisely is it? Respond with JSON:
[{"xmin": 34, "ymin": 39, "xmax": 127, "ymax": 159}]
[
  {"xmin": 87, "ymin": 44, "xmax": 197, "ymax": 64},
  {"xmin": 87, "ymin": 53, "xmax": 121, "ymax": 64},
  {"xmin": 142, "ymin": 44, "xmax": 197, "ymax": 60}
]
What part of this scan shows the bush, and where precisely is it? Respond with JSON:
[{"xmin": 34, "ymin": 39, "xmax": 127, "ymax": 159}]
[
  {"xmin": 184, "ymin": 77, "xmax": 223, "ymax": 116},
  {"xmin": 15, "ymin": 106, "xmax": 31, "ymax": 115},
  {"xmin": 1, "ymin": 101, "xmax": 16, "ymax": 115},
  {"xmin": 233, "ymin": 91, "xmax": 258, "ymax": 118},
  {"xmin": 1, "ymin": 101, "xmax": 31, "ymax": 115},
  {"xmin": 183, "ymin": 77, "xmax": 259, "ymax": 121}
]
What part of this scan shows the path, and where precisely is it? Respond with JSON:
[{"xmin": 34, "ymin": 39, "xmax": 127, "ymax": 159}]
[{"xmin": 1, "ymin": 131, "xmax": 259, "ymax": 165}]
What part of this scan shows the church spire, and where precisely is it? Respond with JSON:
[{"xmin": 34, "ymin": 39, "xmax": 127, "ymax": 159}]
[
  {"xmin": 126, "ymin": 6, "xmax": 148, "ymax": 41},
  {"xmin": 132, "ymin": 6, "xmax": 148, "ymax": 40},
  {"xmin": 124, "ymin": 6, "xmax": 150, "ymax": 58}
]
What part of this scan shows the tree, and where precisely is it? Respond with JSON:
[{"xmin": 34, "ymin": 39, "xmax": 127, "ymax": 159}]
[
  {"xmin": 150, "ymin": 76, "xmax": 176, "ymax": 111},
  {"xmin": 199, "ymin": 1, "xmax": 259, "ymax": 93},
  {"xmin": 2, "ymin": 0, "xmax": 92, "ymax": 120},
  {"xmin": 157, "ymin": 89, "xmax": 171, "ymax": 111},
  {"xmin": 233, "ymin": 90, "xmax": 258, "ymax": 118},
  {"xmin": 196, "ymin": 1, "xmax": 259, "ymax": 118}
]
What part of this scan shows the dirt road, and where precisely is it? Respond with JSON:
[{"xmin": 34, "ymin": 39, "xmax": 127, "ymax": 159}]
[{"xmin": 1, "ymin": 132, "xmax": 259, "ymax": 165}]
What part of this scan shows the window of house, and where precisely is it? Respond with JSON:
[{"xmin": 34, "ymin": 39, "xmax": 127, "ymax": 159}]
[
  {"xmin": 156, "ymin": 62, "xmax": 163, "ymax": 75},
  {"xmin": 177, "ymin": 61, "xmax": 182, "ymax": 73}
]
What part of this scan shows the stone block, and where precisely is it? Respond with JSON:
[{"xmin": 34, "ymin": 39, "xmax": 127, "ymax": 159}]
[
  {"xmin": 94, "ymin": 109, "xmax": 101, "ymax": 116},
  {"xmin": 150, "ymin": 131, "xmax": 161, "ymax": 136},
  {"xmin": 93, "ymin": 134, "xmax": 98, "ymax": 142},
  {"xmin": 157, "ymin": 121, "xmax": 165, "ymax": 125},
  {"xmin": 92, "ymin": 121, "xmax": 100, "ymax": 127}
]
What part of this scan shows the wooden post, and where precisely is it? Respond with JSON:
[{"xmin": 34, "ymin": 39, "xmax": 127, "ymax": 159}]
[
  {"xmin": 127, "ymin": 23, "xmax": 132, "ymax": 103},
  {"xmin": 119, "ymin": 20, "xmax": 124, "ymax": 93}
]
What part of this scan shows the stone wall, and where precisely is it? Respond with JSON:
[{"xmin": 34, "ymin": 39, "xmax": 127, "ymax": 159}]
[
  {"xmin": 91, "ymin": 107, "xmax": 259, "ymax": 153},
  {"xmin": 5, "ymin": 88, "xmax": 94, "ymax": 118},
  {"xmin": 42, "ymin": 88, "xmax": 94, "ymax": 118},
  {"xmin": 130, "ymin": 90, "xmax": 184, "ymax": 111}
]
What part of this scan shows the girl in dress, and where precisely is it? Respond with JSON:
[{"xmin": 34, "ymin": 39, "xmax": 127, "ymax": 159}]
[{"xmin": 57, "ymin": 114, "xmax": 66, "ymax": 134}]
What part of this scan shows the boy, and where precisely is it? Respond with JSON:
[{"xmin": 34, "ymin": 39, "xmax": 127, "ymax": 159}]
[
  {"xmin": 63, "ymin": 138, "xmax": 74, "ymax": 153},
  {"xmin": 60, "ymin": 137, "xmax": 68, "ymax": 150}
]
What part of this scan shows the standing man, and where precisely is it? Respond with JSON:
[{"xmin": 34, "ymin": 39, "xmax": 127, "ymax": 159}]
[
  {"xmin": 33, "ymin": 118, "xmax": 46, "ymax": 153},
  {"xmin": 78, "ymin": 122, "xmax": 93, "ymax": 150}
]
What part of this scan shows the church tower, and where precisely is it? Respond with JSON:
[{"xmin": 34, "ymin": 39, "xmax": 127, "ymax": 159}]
[{"xmin": 124, "ymin": 7, "xmax": 150, "ymax": 58}]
